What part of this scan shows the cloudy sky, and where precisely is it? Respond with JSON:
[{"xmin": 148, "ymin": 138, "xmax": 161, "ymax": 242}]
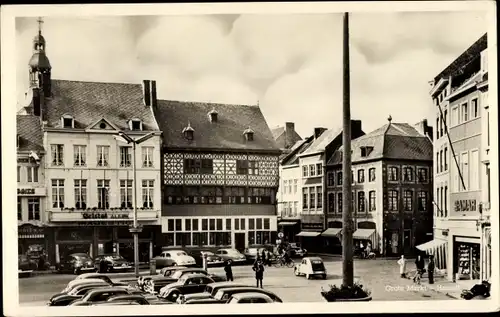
[{"xmin": 16, "ymin": 11, "xmax": 488, "ymax": 136}]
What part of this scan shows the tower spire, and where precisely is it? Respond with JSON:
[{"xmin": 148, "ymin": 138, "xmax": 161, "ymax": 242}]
[{"xmin": 37, "ymin": 17, "xmax": 44, "ymax": 35}]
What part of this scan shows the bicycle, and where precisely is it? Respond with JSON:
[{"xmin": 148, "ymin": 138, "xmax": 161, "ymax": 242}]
[
  {"xmin": 273, "ymin": 256, "xmax": 295, "ymax": 268},
  {"xmin": 413, "ymin": 269, "xmax": 423, "ymax": 284}
]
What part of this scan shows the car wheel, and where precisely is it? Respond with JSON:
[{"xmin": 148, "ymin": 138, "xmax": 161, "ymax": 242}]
[
  {"xmin": 306, "ymin": 274, "xmax": 311, "ymax": 280},
  {"xmin": 322, "ymin": 274, "xmax": 327, "ymax": 280},
  {"xmin": 74, "ymin": 267, "xmax": 81, "ymax": 275},
  {"xmin": 169, "ymin": 290, "xmax": 181, "ymax": 301},
  {"xmin": 294, "ymin": 268, "xmax": 299, "ymax": 276}
]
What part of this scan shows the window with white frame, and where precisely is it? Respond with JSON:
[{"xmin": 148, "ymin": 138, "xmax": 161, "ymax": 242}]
[
  {"xmin": 309, "ymin": 187, "xmax": 316, "ymax": 209},
  {"xmin": 97, "ymin": 146, "xmax": 110, "ymax": 167},
  {"xmin": 471, "ymin": 98, "xmax": 479, "ymax": 119},
  {"xmin": 388, "ymin": 166, "xmax": 399, "ymax": 182},
  {"xmin": 293, "ymin": 179, "xmax": 298, "ymax": 193},
  {"xmin": 403, "ymin": 166, "xmax": 414, "ymax": 182},
  {"xmin": 418, "ymin": 167, "xmax": 428, "ymax": 183},
  {"xmin": 357, "ymin": 169, "xmax": 365, "ymax": 183},
  {"xmin": 418, "ymin": 191, "xmax": 428, "ymax": 211},
  {"xmin": 97, "ymin": 179, "xmax": 110, "ymax": 209},
  {"xmin": 27, "ymin": 166, "xmax": 38, "ymax": 183},
  {"xmin": 73, "ymin": 145, "xmax": 86, "ymax": 166},
  {"xmin": 316, "ymin": 163, "xmax": 323, "ymax": 176},
  {"xmin": 142, "ymin": 147, "xmax": 154, "ymax": 167},
  {"xmin": 248, "ymin": 217, "xmax": 273, "ymax": 246},
  {"xmin": 317, "ymin": 186, "xmax": 322, "ymax": 209},
  {"xmin": 327, "ymin": 172, "xmax": 334, "ymax": 186},
  {"xmin": 293, "ymin": 202, "xmax": 298, "ymax": 216},
  {"xmin": 310, "ymin": 164, "xmax": 316, "ymax": 177},
  {"xmin": 28, "ymin": 198, "xmax": 40, "ymax": 220},
  {"xmin": 283, "ymin": 180, "xmax": 287, "ymax": 194},
  {"xmin": 388, "ymin": 190, "xmax": 398, "ymax": 212},
  {"xmin": 451, "ymin": 106, "xmax": 459, "ymax": 126},
  {"xmin": 337, "ymin": 193, "xmax": 342, "ymax": 213},
  {"xmin": 52, "ymin": 179, "xmax": 65, "ymax": 208},
  {"xmin": 288, "ymin": 180, "xmax": 292, "ymax": 194},
  {"xmin": 337, "ymin": 171, "xmax": 342, "ymax": 185},
  {"xmin": 302, "ymin": 188, "xmax": 308, "ymax": 209},
  {"xmin": 461, "ymin": 152, "xmax": 469, "ymax": 191},
  {"xmin": 51, "ymin": 144, "xmax": 64, "ymax": 166},
  {"xmin": 302, "ymin": 166, "xmax": 308, "ymax": 177},
  {"xmin": 120, "ymin": 180, "xmax": 133, "ymax": 208},
  {"xmin": 403, "ymin": 190, "xmax": 413, "ymax": 212},
  {"xmin": 461, "ymin": 102, "xmax": 468, "ymax": 122},
  {"xmin": 369, "ymin": 168, "xmax": 376, "ymax": 182},
  {"xmin": 358, "ymin": 191, "xmax": 365, "ymax": 212},
  {"xmin": 74, "ymin": 179, "xmax": 87, "ymax": 209},
  {"xmin": 120, "ymin": 146, "xmax": 132, "ymax": 167},
  {"xmin": 142, "ymin": 180, "xmax": 154, "ymax": 208},
  {"xmin": 369, "ymin": 191, "xmax": 376, "ymax": 211},
  {"xmin": 469, "ymin": 150, "xmax": 479, "ymax": 190},
  {"xmin": 17, "ymin": 166, "xmax": 21, "ymax": 182}
]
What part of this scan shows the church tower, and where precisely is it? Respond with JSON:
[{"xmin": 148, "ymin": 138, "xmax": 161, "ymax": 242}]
[{"xmin": 27, "ymin": 17, "xmax": 51, "ymax": 117}]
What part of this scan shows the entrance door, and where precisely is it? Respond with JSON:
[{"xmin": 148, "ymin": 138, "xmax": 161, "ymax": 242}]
[
  {"xmin": 235, "ymin": 233, "xmax": 245, "ymax": 251},
  {"xmin": 403, "ymin": 230, "xmax": 412, "ymax": 255}
]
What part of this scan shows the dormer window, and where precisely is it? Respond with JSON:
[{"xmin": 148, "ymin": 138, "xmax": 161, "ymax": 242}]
[
  {"xmin": 182, "ymin": 122, "xmax": 195, "ymax": 140},
  {"xmin": 129, "ymin": 119, "xmax": 143, "ymax": 131},
  {"xmin": 61, "ymin": 115, "xmax": 74, "ymax": 128},
  {"xmin": 361, "ymin": 146, "xmax": 373, "ymax": 157},
  {"xmin": 243, "ymin": 127, "xmax": 254, "ymax": 141},
  {"xmin": 208, "ymin": 108, "xmax": 218, "ymax": 123}
]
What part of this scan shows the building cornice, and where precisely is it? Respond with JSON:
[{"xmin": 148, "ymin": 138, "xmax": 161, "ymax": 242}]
[
  {"xmin": 429, "ymin": 77, "xmax": 449, "ymax": 97},
  {"xmin": 44, "ymin": 128, "xmax": 162, "ymax": 136},
  {"xmin": 162, "ymin": 147, "xmax": 282, "ymax": 155}
]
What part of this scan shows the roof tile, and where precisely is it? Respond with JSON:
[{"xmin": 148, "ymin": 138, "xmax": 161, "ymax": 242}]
[{"xmin": 17, "ymin": 115, "xmax": 44, "ymax": 152}]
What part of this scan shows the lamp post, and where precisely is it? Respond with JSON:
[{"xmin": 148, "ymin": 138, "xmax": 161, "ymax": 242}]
[
  {"xmin": 341, "ymin": 12, "xmax": 354, "ymax": 288},
  {"xmin": 115, "ymin": 131, "xmax": 155, "ymax": 278}
]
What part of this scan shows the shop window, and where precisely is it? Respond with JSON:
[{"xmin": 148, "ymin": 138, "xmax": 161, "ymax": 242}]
[
  {"xmin": 165, "ymin": 233, "xmax": 174, "ymax": 246},
  {"xmin": 248, "ymin": 231, "xmax": 255, "ymax": 245},
  {"xmin": 168, "ymin": 219, "xmax": 175, "ymax": 231},
  {"xmin": 262, "ymin": 231, "xmax": 271, "ymax": 244},
  {"xmin": 192, "ymin": 232, "xmax": 200, "ymax": 246},
  {"xmin": 200, "ymin": 232, "xmax": 208, "ymax": 245},
  {"xmin": 192, "ymin": 219, "xmax": 199, "ymax": 231},
  {"xmin": 256, "ymin": 231, "xmax": 263, "ymax": 244},
  {"xmin": 209, "ymin": 232, "xmax": 215, "ymax": 245}
]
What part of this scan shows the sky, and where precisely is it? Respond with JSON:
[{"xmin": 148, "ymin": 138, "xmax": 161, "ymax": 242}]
[{"xmin": 15, "ymin": 11, "xmax": 488, "ymax": 137}]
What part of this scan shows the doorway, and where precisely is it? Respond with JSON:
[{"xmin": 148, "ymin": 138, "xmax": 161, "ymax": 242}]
[
  {"xmin": 235, "ymin": 233, "xmax": 245, "ymax": 251},
  {"xmin": 403, "ymin": 229, "xmax": 412, "ymax": 255}
]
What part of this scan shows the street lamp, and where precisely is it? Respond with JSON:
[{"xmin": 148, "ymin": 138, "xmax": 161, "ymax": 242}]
[{"xmin": 115, "ymin": 131, "xmax": 155, "ymax": 278}]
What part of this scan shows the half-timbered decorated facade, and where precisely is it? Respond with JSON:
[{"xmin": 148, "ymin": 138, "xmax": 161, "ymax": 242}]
[{"xmin": 154, "ymin": 100, "xmax": 281, "ymax": 251}]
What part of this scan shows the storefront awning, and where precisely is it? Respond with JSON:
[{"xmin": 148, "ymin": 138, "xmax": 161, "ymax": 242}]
[
  {"xmin": 353, "ymin": 229, "xmax": 375, "ymax": 240},
  {"xmin": 296, "ymin": 231, "xmax": 321, "ymax": 237},
  {"xmin": 321, "ymin": 228, "xmax": 342, "ymax": 237},
  {"xmin": 278, "ymin": 221, "xmax": 299, "ymax": 226},
  {"xmin": 416, "ymin": 239, "xmax": 447, "ymax": 253}
]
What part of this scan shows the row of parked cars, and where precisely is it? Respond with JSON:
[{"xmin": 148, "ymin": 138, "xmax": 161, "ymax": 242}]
[{"xmin": 47, "ymin": 265, "xmax": 283, "ymax": 306}]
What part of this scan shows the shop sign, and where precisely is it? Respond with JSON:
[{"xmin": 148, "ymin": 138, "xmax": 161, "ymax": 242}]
[
  {"xmin": 454, "ymin": 199, "xmax": 477, "ymax": 212},
  {"xmin": 77, "ymin": 221, "xmax": 132, "ymax": 227},
  {"xmin": 17, "ymin": 187, "xmax": 45, "ymax": 196},
  {"xmin": 18, "ymin": 224, "xmax": 44, "ymax": 238},
  {"xmin": 82, "ymin": 212, "xmax": 129, "ymax": 219},
  {"xmin": 302, "ymin": 223, "xmax": 323, "ymax": 230}
]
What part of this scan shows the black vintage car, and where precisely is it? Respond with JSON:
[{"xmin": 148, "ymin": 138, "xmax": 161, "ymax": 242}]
[
  {"xmin": 56, "ymin": 253, "xmax": 96, "ymax": 275},
  {"xmin": 47, "ymin": 283, "xmax": 109, "ymax": 306},
  {"xmin": 189, "ymin": 250, "xmax": 224, "ymax": 267},
  {"xmin": 92, "ymin": 294, "xmax": 173, "ymax": 306},
  {"xmin": 158, "ymin": 273, "xmax": 215, "ymax": 302},
  {"xmin": 94, "ymin": 254, "xmax": 132, "ymax": 273},
  {"xmin": 144, "ymin": 268, "xmax": 225, "ymax": 294},
  {"xmin": 137, "ymin": 266, "xmax": 187, "ymax": 290},
  {"xmin": 208, "ymin": 286, "xmax": 283, "ymax": 304},
  {"xmin": 69, "ymin": 287, "xmax": 136, "ymax": 306},
  {"xmin": 177, "ymin": 282, "xmax": 250, "ymax": 304}
]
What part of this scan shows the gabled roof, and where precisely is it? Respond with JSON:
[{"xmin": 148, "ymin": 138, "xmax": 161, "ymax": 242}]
[
  {"xmin": 272, "ymin": 125, "xmax": 303, "ymax": 150},
  {"xmin": 281, "ymin": 136, "xmax": 314, "ymax": 166},
  {"xmin": 43, "ymin": 80, "xmax": 160, "ymax": 131},
  {"xmin": 271, "ymin": 126, "xmax": 284, "ymax": 139},
  {"xmin": 154, "ymin": 99, "xmax": 280, "ymax": 152},
  {"xmin": 299, "ymin": 128, "xmax": 342, "ymax": 157},
  {"xmin": 17, "ymin": 115, "xmax": 44, "ymax": 152},
  {"xmin": 327, "ymin": 122, "xmax": 432, "ymax": 165}
]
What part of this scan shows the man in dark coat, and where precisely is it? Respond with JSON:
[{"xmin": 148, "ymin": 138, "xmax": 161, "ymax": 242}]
[
  {"xmin": 413, "ymin": 255, "xmax": 425, "ymax": 282},
  {"xmin": 427, "ymin": 255, "xmax": 435, "ymax": 284},
  {"xmin": 253, "ymin": 257, "xmax": 265, "ymax": 288},
  {"xmin": 224, "ymin": 260, "xmax": 234, "ymax": 281}
]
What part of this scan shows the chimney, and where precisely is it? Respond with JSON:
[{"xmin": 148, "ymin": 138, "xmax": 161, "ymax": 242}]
[
  {"xmin": 150, "ymin": 80, "xmax": 157, "ymax": 108},
  {"xmin": 143, "ymin": 80, "xmax": 151, "ymax": 106},
  {"xmin": 351, "ymin": 120, "xmax": 362, "ymax": 135},
  {"xmin": 314, "ymin": 127, "xmax": 327, "ymax": 139},
  {"xmin": 285, "ymin": 122, "xmax": 295, "ymax": 149}
]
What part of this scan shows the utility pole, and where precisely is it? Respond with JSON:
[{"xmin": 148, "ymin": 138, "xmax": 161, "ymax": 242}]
[{"xmin": 341, "ymin": 12, "xmax": 354, "ymax": 288}]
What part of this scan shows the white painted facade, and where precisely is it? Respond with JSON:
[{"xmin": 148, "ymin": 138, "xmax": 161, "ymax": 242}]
[
  {"xmin": 278, "ymin": 164, "xmax": 301, "ymax": 219},
  {"xmin": 298, "ymin": 153, "xmax": 324, "ymax": 216},
  {"xmin": 17, "ymin": 151, "xmax": 47, "ymax": 224}
]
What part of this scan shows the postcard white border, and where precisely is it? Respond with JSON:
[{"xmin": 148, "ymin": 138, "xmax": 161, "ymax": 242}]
[{"xmin": 2, "ymin": 1, "xmax": 499, "ymax": 316}]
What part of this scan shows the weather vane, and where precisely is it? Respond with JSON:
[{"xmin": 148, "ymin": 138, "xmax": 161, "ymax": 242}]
[{"xmin": 37, "ymin": 17, "xmax": 44, "ymax": 34}]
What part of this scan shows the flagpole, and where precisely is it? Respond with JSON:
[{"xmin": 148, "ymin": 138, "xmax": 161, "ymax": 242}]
[{"xmin": 341, "ymin": 11, "xmax": 354, "ymax": 288}]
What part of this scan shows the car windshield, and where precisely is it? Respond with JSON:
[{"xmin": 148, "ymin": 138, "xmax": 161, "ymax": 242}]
[
  {"xmin": 176, "ymin": 252, "xmax": 187, "ymax": 256},
  {"xmin": 214, "ymin": 290, "xmax": 225, "ymax": 300},
  {"xmin": 226, "ymin": 250, "xmax": 241, "ymax": 255}
]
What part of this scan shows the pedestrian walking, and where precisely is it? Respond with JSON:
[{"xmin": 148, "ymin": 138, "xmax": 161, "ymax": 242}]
[
  {"xmin": 253, "ymin": 257, "xmax": 265, "ymax": 288},
  {"xmin": 261, "ymin": 249, "xmax": 267, "ymax": 266},
  {"xmin": 413, "ymin": 255, "xmax": 425, "ymax": 283},
  {"xmin": 397, "ymin": 255, "xmax": 407, "ymax": 278},
  {"xmin": 224, "ymin": 260, "xmax": 234, "ymax": 281},
  {"xmin": 428, "ymin": 255, "xmax": 435, "ymax": 284}
]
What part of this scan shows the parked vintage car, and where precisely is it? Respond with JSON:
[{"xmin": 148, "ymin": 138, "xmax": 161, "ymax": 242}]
[
  {"xmin": 190, "ymin": 250, "xmax": 224, "ymax": 267},
  {"xmin": 177, "ymin": 282, "xmax": 250, "ymax": 304},
  {"xmin": 215, "ymin": 249, "xmax": 247, "ymax": 264},
  {"xmin": 74, "ymin": 273, "xmax": 128, "ymax": 286},
  {"xmin": 144, "ymin": 268, "xmax": 225, "ymax": 294},
  {"xmin": 293, "ymin": 257, "xmax": 327, "ymax": 279},
  {"xmin": 18, "ymin": 254, "xmax": 37, "ymax": 271},
  {"xmin": 209, "ymin": 286, "xmax": 283, "ymax": 304},
  {"xmin": 288, "ymin": 243, "xmax": 307, "ymax": 258},
  {"xmin": 227, "ymin": 292, "xmax": 276, "ymax": 304},
  {"xmin": 152, "ymin": 250, "xmax": 196, "ymax": 268},
  {"xmin": 158, "ymin": 273, "xmax": 215, "ymax": 302},
  {"xmin": 137, "ymin": 266, "xmax": 187, "ymax": 290},
  {"xmin": 56, "ymin": 253, "xmax": 97, "ymax": 275},
  {"xmin": 243, "ymin": 248, "xmax": 267, "ymax": 263},
  {"xmin": 94, "ymin": 254, "xmax": 132, "ymax": 272},
  {"xmin": 55, "ymin": 276, "xmax": 124, "ymax": 299},
  {"xmin": 69, "ymin": 287, "xmax": 146, "ymax": 306},
  {"xmin": 47, "ymin": 282, "xmax": 110, "ymax": 306}
]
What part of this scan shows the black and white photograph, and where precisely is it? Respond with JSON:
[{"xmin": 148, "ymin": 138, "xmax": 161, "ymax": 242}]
[{"xmin": 1, "ymin": 1, "xmax": 498, "ymax": 316}]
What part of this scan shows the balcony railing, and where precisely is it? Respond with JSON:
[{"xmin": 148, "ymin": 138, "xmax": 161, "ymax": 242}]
[{"xmin": 49, "ymin": 208, "xmax": 158, "ymax": 222}]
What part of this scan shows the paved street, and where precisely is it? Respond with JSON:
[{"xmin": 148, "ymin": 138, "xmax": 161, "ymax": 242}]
[{"xmin": 19, "ymin": 257, "xmax": 454, "ymax": 305}]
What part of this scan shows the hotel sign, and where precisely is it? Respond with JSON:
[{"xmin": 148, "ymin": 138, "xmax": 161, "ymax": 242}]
[
  {"xmin": 17, "ymin": 187, "xmax": 46, "ymax": 196},
  {"xmin": 454, "ymin": 199, "xmax": 477, "ymax": 212},
  {"xmin": 82, "ymin": 212, "xmax": 129, "ymax": 219}
]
